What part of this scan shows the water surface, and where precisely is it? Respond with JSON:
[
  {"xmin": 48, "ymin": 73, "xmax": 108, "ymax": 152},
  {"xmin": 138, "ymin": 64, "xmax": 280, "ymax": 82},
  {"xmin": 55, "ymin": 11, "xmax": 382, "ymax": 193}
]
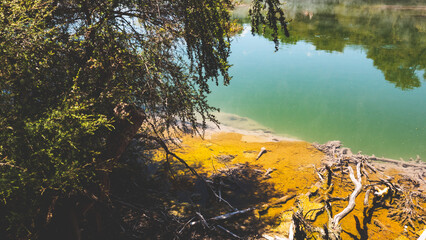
[{"xmin": 208, "ymin": 0, "xmax": 426, "ymax": 160}]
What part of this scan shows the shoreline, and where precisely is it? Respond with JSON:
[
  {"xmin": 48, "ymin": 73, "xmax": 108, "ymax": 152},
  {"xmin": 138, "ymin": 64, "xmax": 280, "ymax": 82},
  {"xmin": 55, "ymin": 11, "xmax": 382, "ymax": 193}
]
[
  {"xmin": 201, "ymin": 117, "xmax": 426, "ymax": 191},
  {"xmin": 167, "ymin": 122, "xmax": 426, "ymax": 239},
  {"xmin": 204, "ymin": 112, "xmax": 301, "ymax": 143},
  {"xmin": 205, "ymin": 112, "xmax": 424, "ymax": 162}
]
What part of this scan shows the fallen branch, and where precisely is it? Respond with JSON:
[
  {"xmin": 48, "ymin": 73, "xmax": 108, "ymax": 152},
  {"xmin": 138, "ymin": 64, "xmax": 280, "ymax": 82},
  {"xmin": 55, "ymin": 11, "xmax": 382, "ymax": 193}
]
[
  {"xmin": 0, "ymin": 162, "xmax": 26, "ymax": 171},
  {"xmin": 314, "ymin": 165, "xmax": 325, "ymax": 183},
  {"xmin": 216, "ymin": 225, "xmax": 241, "ymax": 239},
  {"xmin": 369, "ymin": 156, "xmax": 426, "ymax": 169},
  {"xmin": 207, "ymin": 207, "xmax": 255, "ymax": 222},
  {"xmin": 196, "ymin": 212, "xmax": 210, "ymax": 229},
  {"xmin": 256, "ymin": 147, "xmax": 267, "ymax": 160},
  {"xmin": 364, "ymin": 189, "xmax": 371, "ymax": 206},
  {"xmin": 177, "ymin": 217, "xmax": 195, "ymax": 234},
  {"xmin": 378, "ymin": 177, "xmax": 402, "ymax": 193},
  {"xmin": 264, "ymin": 168, "xmax": 276, "ymax": 178},
  {"xmin": 333, "ymin": 162, "xmax": 362, "ymax": 225},
  {"xmin": 143, "ymin": 134, "xmax": 202, "ymax": 179},
  {"xmin": 190, "ymin": 207, "xmax": 255, "ymax": 226},
  {"xmin": 364, "ymin": 161, "xmax": 378, "ymax": 173}
]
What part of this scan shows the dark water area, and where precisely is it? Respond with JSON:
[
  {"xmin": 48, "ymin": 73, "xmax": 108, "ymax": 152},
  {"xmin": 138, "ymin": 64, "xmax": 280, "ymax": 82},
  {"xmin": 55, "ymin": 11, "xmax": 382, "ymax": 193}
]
[{"xmin": 208, "ymin": 0, "xmax": 426, "ymax": 160}]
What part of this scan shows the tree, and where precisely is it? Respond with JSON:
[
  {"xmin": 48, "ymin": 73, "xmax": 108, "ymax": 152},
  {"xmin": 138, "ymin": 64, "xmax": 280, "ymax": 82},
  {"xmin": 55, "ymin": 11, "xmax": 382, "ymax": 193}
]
[{"xmin": 0, "ymin": 0, "xmax": 288, "ymax": 238}]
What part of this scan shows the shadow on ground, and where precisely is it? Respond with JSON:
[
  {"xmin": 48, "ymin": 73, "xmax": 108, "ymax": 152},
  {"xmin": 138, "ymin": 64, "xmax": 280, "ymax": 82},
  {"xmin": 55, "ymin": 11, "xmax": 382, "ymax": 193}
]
[{"xmin": 109, "ymin": 138, "xmax": 280, "ymax": 239}]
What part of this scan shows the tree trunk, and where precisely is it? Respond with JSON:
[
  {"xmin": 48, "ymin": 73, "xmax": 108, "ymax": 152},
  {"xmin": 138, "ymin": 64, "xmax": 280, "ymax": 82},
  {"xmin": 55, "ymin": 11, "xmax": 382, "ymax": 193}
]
[{"xmin": 103, "ymin": 103, "xmax": 146, "ymax": 162}]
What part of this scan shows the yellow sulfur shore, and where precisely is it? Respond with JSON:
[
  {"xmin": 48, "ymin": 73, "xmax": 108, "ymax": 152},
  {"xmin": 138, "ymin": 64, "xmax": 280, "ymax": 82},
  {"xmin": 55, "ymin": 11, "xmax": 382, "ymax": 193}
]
[{"xmin": 152, "ymin": 131, "xmax": 425, "ymax": 240}]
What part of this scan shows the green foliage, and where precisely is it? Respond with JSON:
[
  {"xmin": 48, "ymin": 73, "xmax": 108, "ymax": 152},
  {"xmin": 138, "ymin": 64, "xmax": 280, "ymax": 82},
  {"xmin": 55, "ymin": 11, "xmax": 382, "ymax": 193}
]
[
  {"xmin": 249, "ymin": 0, "xmax": 290, "ymax": 50},
  {"xmin": 0, "ymin": 0, "xmax": 287, "ymax": 238},
  {"xmin": 0, "ymin": 95, "xmax": 111, "ymax": 237}
]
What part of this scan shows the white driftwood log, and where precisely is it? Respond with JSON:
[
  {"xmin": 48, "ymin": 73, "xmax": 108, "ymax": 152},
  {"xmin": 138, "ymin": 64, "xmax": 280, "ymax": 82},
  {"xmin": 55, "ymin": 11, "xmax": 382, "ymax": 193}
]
[
  {"xmin": 256, "ymin": 147, "xmax": 267, "ymax": 160},
  {"xmin": 262, "ymin": 234, "xmax": 288, "ymax": 240},
  {"xmin": 262, "ymin": 234, "xmax": 275, "ymax": 240},
  {"xmin": 373, "ymin": 186, "xmax": 389, "ymax": 197},
  {"xmin": 288, "ymin": 220, "xmax": 295, "ymax": 240},
  {"xmin": 333, "ymin": 162, "xmax": 362, "ymax": 225},
  {"xmin": 418, "ymin": 228, "xmax": 426, "ymax": 240}
]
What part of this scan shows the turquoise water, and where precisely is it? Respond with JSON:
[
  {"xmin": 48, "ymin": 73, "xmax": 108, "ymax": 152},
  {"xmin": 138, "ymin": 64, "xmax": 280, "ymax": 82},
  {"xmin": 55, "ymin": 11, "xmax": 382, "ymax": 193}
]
[{"xmin": 208, "ymin": 2, "xmax": 426, "ymax": 160}]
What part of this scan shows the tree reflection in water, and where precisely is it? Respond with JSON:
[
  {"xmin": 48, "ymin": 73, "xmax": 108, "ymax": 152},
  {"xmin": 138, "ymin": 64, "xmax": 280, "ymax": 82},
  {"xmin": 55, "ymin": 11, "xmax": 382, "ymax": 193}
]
[{"xmin": 233, "ymin": 0, "xmax": 426, "ymax": 90}]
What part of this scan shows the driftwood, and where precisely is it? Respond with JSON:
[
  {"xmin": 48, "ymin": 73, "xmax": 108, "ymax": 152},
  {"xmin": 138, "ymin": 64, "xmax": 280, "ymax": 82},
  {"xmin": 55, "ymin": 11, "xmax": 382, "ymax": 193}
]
[
  {"xmin": 307, "ymin": 141, "xmax": 426, "ymax": 239},
  {"xmin": 332, "ymin": 163, "xmax": 362, "ymax": 226},
  {"xmin": 314, "ymin": 165, "xmax": 325, "ymax": 182},
  {"xmin": 208, "ymin": 207, "xmax": 255, "ymax": 221},
  {"xmin": 196, "ymin": 212, "xmax": 210, "ymax": 229},
  {"xmin": 262, "ymin": 234, "xmax": 275, "ymax": 240},
  {"xmin": 369, "ymin": 156, "xmax": 426, "ymax": 169},
  {"xmin": 177, "ymin": 217, "xmax": 195, "ymax": 234},
  {"xmin": 373, "ymin": 186, "xmax": 389, "ymax": 197},
  {"xmin": 262, "ymin": 234, "xmax": 286, "ymax": 240},
  {"xmin": 388, "ymin": 191, "xmax": 425, "ymax": 229},
  {"xmin": 364, "ymin": 189, "xmax": 371, "ymax": 206},
  {"xmin": 189, "ymin": 207, "xmax": 255, "ymax": 226},
  {"xmin": 292, "ymin": 163, "xmax": 364, "ymax": 240},
  {"xmin": 313, "ymin": 141, "xmax": 426, "ymax": 169},
  {"xmin": 288, "ymin": 220, "xmax": 295, "ymax": 240},
  {"xmin": 256, "ymin": 147, "xmax": 267, "ymax": 160},
  {"xmin": 418, "ymin": 229, "xmax": 426, "ymax": 240},
  {"xmin": 264, "ymin": 168, "xmax": 276, "ymax": 178},
  {"xmin": 262, "ymin": 234, "xmax": 288, "ymax": 240}
]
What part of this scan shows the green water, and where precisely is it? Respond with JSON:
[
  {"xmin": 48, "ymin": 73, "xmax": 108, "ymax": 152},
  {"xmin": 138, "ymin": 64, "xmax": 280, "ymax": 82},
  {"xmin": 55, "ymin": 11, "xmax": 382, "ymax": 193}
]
[{"xmin": 208, "ymin": 0, "xmax": 426, "ymax": 160}]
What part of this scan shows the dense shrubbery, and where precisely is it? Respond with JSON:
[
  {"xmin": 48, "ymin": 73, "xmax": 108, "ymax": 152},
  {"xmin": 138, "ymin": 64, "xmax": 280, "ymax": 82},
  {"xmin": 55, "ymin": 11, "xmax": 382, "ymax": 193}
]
[{"xmin": 0, "ymin": 0, "xmax": 287, "ymax": 238}]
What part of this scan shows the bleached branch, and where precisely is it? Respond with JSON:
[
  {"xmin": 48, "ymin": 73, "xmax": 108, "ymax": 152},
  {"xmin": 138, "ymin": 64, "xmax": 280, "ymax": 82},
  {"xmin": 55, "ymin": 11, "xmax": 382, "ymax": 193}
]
[{"xmin": 332, "ymin": 162, "xmax": 362, "ymax": 225}]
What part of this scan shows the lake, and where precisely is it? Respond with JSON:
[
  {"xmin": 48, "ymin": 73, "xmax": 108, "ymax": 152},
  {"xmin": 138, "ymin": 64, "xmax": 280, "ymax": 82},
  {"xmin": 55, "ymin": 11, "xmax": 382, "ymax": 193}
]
[{"xmin": 208, "ymin": 0, "xmax": 426, "ymax": 160}]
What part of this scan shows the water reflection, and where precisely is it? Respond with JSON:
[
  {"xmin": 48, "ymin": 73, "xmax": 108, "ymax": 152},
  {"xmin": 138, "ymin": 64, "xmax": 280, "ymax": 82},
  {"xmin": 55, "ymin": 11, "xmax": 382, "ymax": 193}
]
[{"xmin": 233, "ymin": 0, "xmax": 426, "ymax": 90}]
